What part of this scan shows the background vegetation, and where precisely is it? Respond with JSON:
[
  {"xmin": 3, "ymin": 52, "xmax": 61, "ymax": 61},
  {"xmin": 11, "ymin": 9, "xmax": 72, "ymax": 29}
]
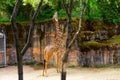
[{"xmin": 0, "ymin": 0, "xmax": 120, "ymax": 22}]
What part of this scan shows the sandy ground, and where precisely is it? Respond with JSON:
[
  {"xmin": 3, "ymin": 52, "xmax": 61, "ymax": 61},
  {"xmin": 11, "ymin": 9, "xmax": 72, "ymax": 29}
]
[{"xmin": 0, "ymin": 65, "xmax": 120, "ymax": 80}]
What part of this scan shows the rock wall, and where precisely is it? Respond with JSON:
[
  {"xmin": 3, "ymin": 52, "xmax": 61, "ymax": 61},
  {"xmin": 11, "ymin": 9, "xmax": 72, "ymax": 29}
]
[
  {"xmin": 6, "ymin": 48, "xmax": 33, "ymax": 65},
  {"xmin": 77, "ymin": 45, "xmax": 120, "ymax": 66},
  {"xmin": 0, "ymin": 52, "xmax": 4, "ymax": 66},
  {"xmin": 0, "ymin": 19, "xmax": 120, "ymax": 66}
]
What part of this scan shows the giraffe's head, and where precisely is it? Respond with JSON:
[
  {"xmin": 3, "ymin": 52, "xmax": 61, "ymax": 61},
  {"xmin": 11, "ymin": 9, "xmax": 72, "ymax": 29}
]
[{"xmin": 53, "ymin": 11, "xmax": 58, "ymax": 22}]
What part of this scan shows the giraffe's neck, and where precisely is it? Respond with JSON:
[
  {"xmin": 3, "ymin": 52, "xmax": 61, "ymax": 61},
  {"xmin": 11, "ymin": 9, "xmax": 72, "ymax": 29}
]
[
  {"xmin": 52, "ymin": 12, "xmax": 66, "ymax": 48},
  {"xmin": 54, "ymin": 20, "xmax": 63, "ymax": 47}
]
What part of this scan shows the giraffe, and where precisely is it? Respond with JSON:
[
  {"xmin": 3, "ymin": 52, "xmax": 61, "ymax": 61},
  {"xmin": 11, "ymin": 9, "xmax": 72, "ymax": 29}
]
[{"xmin": 42, "ymin": 12, "xmax": 66, "ymax": 76}]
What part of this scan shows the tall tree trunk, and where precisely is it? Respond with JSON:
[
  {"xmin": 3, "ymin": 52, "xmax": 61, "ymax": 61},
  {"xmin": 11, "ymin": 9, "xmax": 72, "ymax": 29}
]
[
  {"xmin": 61, "ymin": 1, "xmax": 73, "ymax": 79},
  {"xmin": 10, "ymin": 0, "xmax": 23, "ymax": 80},
  {"xmin": 61, "ymin": 1, "xmax": 86, "ymax": 80},
  {"xmin": 10, "ymin": 0, "xmax": 43, "ymax": 80},
  {"xmin": 62, "ymin": 0, "xmax": 73, "ymax": 48}
]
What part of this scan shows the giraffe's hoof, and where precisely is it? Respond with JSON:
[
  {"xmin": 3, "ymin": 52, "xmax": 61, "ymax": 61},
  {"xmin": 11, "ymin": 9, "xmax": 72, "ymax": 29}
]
[
  {"xmin": 56, "ymin": 70, "xmax": 60, "ymax": 73},
  {"xmin": 42, "ymin": 74, "xmax": 48, "ymax": 77},
  {"xmin": 42, "ymin": 74, "xmax": 44, "ymax": 76},
  {"xmin": 45, "ymin": 74, "xmax": 48, "ymax": 77}
]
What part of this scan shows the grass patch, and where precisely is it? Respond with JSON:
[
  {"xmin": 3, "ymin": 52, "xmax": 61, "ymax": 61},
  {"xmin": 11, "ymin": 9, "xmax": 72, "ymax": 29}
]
[
  {"xmin": 24, "ymin": 61, "xmax": 36, "ymax": 65},
  {"xmin": 94, "ymin": 65, "xmax": 106, "ymax": 68},
  {"xmin": 106, "ymin": 35, "xmax": 120, "ymax": 44},
  {"xmin": 25, "ymin": 61, "xmax": 43, "ymax": 70},
  {"xmin": 32, "ymin": 64, "xmax": 43, "ymax": 70},
  {"xmin": 90, "ymin": 65, "xmax": 120, "ymax": 68},
  {"xmin": 109, "ymin": 65, "xmax": 120, "ymax": 68},
  {"xmin": 81, "ymin": 35, "xmax": 120, "ymax": 51},
  {"xmin": 68, "ymin": 65, "xmax": 77, "ymax": 68},
  {"xmin": 81, "ymin": 41, "xmax": 105, "ymax": 50}
]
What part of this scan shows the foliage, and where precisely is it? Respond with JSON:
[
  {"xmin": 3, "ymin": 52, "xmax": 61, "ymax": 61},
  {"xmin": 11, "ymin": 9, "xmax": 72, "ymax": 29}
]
[
  {"xmin": 97, "ymin": 0, "xmax": 120, "ymax": 22},
  {"xmin": 84, "ymin": 0, "xmax": 102, "ymax": 20},
  {"xmin": 17, "ymin": 3, "xmax": 34, "ymax": 21},
  {"xmin": 0, "ymin": 0, "xmax": 120, "ymax": 22},
  {"xmin": 37, "ymin": 3, "xmax": 54, "ymax": 21},
  {"xmin": 0, "ymin": 0, "xmax": 16, "ymax": 22},
  {"xmin": 0, "ymin": 0, "xmax": 34, "ymax": 22},
  {"xmin": 23, "ymin": 0, "xmax": 40, "ymax": 9}
]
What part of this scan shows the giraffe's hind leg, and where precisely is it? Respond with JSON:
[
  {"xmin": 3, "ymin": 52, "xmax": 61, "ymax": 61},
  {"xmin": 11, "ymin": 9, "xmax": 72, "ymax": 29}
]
[
  {"xmin": 43, "ymin": 59, "xmax": 48, "ymax": 76},
  {"xmin": 45, "ymin": 61, "xmax": 48, "ymax": 76}
]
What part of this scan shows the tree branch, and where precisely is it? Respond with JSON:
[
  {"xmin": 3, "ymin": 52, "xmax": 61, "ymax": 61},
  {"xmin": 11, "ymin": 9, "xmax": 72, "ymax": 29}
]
[
  {"xmin": 10, "ymin": 0, "xmax": 22, "ymax": 49},
  {"xmin": 11, "ymin": 0, "xmax": 22, "ymax": 21},
  {"xmin": 21, "ymin": 0, "xmax": 43, "ymax": 56},
  {"xmin": 62, "ymin": 1, "xmax": 86, "ymax": 63},
  {"xmin": 68, "ymin": 0, "xmax": 73, "ymax": 16},
  {"xmin": 62, "ymin": 0, "xmax": 73, "ymax": 18},
  {"xmin": 10, "ymin": 0, "xmax": 22, "ymax": 59},
  {"xmin": 62, "ymin": 0, "xmax": 68, "ymax": 14}
]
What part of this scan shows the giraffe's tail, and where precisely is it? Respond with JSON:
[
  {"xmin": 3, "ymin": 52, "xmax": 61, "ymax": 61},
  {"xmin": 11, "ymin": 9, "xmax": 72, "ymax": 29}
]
[
  {"xmin": 42, "ymin": 59, "xmax": 46, "ymax": 76},
  {"xmin": 43, "ymin": 48, "xmax": 46, "ymax": 69},
  {"xmin": 43, "ymin": 47, "xmax": 47, "ymax": 76},
  {"xmin": 43, "ymin": 59, "xmax": 46, "ymax": 69}
]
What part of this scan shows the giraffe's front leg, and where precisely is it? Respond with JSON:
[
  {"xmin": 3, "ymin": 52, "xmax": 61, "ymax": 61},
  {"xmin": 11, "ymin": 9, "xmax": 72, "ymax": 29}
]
[
  {"xmin": 57, "ymin": 58, "xmax": 62, "ymax": 73},
  {"xmin": 55, "ymin": 54, "xmax": 59, "ymax": 73},
  {"xmin": 56, "ymin": 55, "xmax": 61, "ymax": 73}
]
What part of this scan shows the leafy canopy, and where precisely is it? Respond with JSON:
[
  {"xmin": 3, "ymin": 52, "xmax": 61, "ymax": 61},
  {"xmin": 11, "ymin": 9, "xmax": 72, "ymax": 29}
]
[{"xmin": 0, "ymin": 0, "xmax": 120, "ymax": 22}]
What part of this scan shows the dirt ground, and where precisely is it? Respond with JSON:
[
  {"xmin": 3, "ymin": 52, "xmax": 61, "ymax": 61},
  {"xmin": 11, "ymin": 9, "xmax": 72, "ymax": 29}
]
[{"xmin": 0, "ymin": 65, "xmax": 120, "ymax": 80}]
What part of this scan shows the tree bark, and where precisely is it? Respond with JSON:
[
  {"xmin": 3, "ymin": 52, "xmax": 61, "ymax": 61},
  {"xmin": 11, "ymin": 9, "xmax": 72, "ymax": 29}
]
[
  {"xmin": 62, "ymin": 0, "xmax": 73, "ymax": 50},
  {"xmin": 10, "ymin": 0, "xmax": 43, "ymax": 80},
  {"xmin": 62, "ymin": 0, "xmax": 73, "ymax": 18},
  {"xmin": 61, "ymin": 1, "xmax": 86, "ymax": 80},
  {"xmin": 10, "ymin": 0, "xmax": 23, "ymax": 80}
]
